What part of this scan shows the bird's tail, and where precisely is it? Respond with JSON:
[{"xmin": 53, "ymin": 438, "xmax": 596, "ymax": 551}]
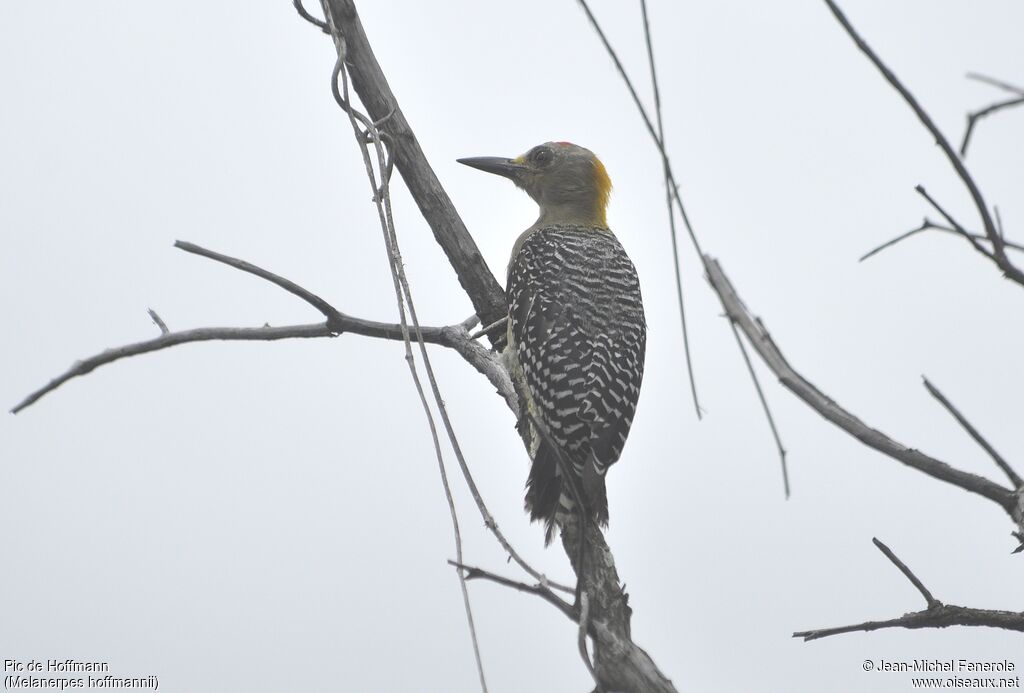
[{"xmin": 525, "ymin": 440, "xmax": 609, "ymax": 545}]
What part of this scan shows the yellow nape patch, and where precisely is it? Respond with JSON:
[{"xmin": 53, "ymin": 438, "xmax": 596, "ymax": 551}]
[{"xmin": 592, "ymin": 156, "xmax": 612, "ymax": 227}]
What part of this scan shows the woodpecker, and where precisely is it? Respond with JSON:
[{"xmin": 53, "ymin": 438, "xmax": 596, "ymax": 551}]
[{"xmin": 459, "ymin": 142, "xmax": 646, "ymax": 543}]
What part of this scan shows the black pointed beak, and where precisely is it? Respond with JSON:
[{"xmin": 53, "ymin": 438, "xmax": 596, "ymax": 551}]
[{"xmin": 456, "ymin": 156, "xmax": 526, "ymax": 181}]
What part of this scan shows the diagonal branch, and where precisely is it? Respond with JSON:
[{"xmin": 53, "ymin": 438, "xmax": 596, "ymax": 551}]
[
  {"xmin": 705, "ymin": 257, "xmax": 1018, "ymax": 517},
  {"xmin": 915, "ymin": 186, "xmax": 996, "ymax": 260},
  {"xmin": 960, "ymin": 94, "xmax": 1024, "ymax": 158},
  {"xmin": 638, "ymin": 0, "xmax": 702, "ymax": 420},
  {"xmin": 322, "ymin": 0, "xmax": 506, "ymax": 333},
  {"xmin": 822, "ymin": 0, "xmax": 1024, "ymax": 287},
  {"xmin": 961, "ymin": 73, "xmax": 1024, "ymax": 158},
  {"xmin": 859, "ymin": 218, "xmax": 1024, "ymax": 263},
  {"xmin": 13, "ymin": 241, "xmax": 511, "ymax": 415},
  {"xmin": 11, "ymin": 323, "xmax": 334, "ymax": 414},
  {"xmin": 922, "ymin": 378, "xmax": 1023, "ymax": 490},
  {"xmin": 871, "ymin": 537, "xmax": 937, "ymax": 608},
  {"xmin": 728, "ymin": 320, "xmax": 789, "ymax": 498},
  {"xmin": 967, "ymin": 73, "xmax": 1024, "ymax": 96},
  {"xmin": 794, "ymin": 538, "xmax": 1024, "ymax": 641},
  {"xmin": 175, "ymin": 240, "xmax": 339, "ymax": 318},
  {"xmin": 448, "ymin": 560, "xmax": 576, "ymax": 622}
]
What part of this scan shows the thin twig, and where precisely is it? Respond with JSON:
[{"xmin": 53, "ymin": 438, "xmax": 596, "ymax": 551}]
[
  {"xmin": 859, "ymin": 218, "xmax": 1024, "ymax": 262},
  {"xmin": 727, "ymin": 320, "xmax": 789, "ymax": 498},
  {"xmin": 960, "ymin": 95, "xmax": 1024, "ymax": 158},
  {"xmin": 175, "ymin": 240, "xmax": 339, "ymax": 318},
  {"xmin": 914, "ymin": 186, "xmax": 995, "ymax": 259},
  {"xmin": 922, "ymin": 378, "xmax": 1023, "ymax": 489},
  {"xmin": 468, "ymin": 317, "xmax": 506, "ymax": 341},
  {"xmin": 147, "ymin": 309, "xmax": 170, "ymax": 335},
  {"xmin": 871, "ymin": 537, "xmax": 937, "ymax": 607},
  {"xmin": 639, "ymin": 0, "xmax": 702, "ymax": 420},
  {"xmin": 12, "ymin": 323, "xmax": 334, "ymax": 414},
  {"xmin": 448, "ymin": 561, "xmax": 576, "ymax": 621},
  {"xmin": 822, "ymin": 0, "xmax": 1024, "ymax": 287},
  {"xmin": 576, "ymin": 0, "xmax": 703, "ymax": 256},
  {"xmin": 966, "ymin": 73, "xmax": 1024, "ymax": 96}
]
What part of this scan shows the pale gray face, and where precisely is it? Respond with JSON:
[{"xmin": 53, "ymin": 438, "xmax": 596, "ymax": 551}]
[
  {"xmin": 512, "ymin": 142, "xmax": 605, "ymax": 209},
  {"xmin": 458, "ymin": 141, "xmax": 611, "ymax": 226}
]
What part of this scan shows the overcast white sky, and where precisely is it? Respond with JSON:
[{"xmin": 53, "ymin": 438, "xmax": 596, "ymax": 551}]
[{"xmin": 3, "ymin": 1, "xmax": 1023, "ymax": 692}]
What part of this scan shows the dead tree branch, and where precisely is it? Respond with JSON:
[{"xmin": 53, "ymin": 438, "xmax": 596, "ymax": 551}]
[
  {"xmin": 822, "ymin": 0, "xmax": 1024, "ymax": 287},
  {"xmin": 12, "ymin": 241, "xmax": 507, "ymax": 415},
  {"xmin": 961, "ymin": 73, "xmax": 1024, "ymax": 157},
  {"xmin": 728, "ymin": 320, "xmax": 790, "ymax": 498},
  {"xmin": 12, "ymin": 323, "xmax": 334, "ymax": 415},
  {"xmin": 923, "ymin": 378, "xmax": 1023, "ymax": 490},
  {"xmin": 859, "ymin": 218, "xmax": 1024, "ymax": 263},
  {"xmin": 794, "ymin": 538, "xmax": 1024, "ymax": 641},
  {"xmin": 638, "ymin": 0, "xmax": 702, "ymax": 419},
  {"xmin": 705, "ymin": 257, "xmax": 1023, "ymax": 538},
  {"xmin": 318, "ymin": 0, "xmax": 506, "ymax": 333},
  {"xmin": 448, "ymin": 560, "xmax": 576, "ymax": 622}
]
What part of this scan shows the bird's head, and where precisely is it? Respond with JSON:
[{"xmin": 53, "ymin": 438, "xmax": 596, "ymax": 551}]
[{"xmin": 458, "ymin": 141, "xmax": 612, "ymax": 228}]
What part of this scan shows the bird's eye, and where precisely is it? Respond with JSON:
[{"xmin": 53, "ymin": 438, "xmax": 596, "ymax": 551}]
[{"xmin": 531, "ymin": 147, "xmax": 553, "ymax": 166}]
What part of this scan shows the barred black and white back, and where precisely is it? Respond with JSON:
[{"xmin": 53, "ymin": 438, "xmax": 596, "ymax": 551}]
[{"xmin": 507, "ymin": 224, "xmax": 646, "ymax": 543}]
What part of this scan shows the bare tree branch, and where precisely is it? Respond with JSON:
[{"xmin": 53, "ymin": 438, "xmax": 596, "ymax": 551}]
[
  {"xmin": 12, "ymin": 323, "xmax": 335, "ymax": 415},
  {"xmin": 320, "ymin": 0, "xmax": 507, "ymax": 333},
  {"xmin": 794, "ymin": 538, "xmax": 1024, "ymax": 641},
  {"xmin": 728, "ymin": 320, "xmax": 790, "ymax": 498},
  {"xmin": 175, "ymin": 240, "xmax": 340, "ymax": 319},
  {"xmin": 961, "ymin": 73, "xmax": 1024, "ymax": 157},
  {"xmin": 822, "ymin": 0, "xmax": 1024, "ymax": 287},
  {"xmin": 914, "ymin": 186, "xmax": 996, "ymax": 260},
  {"xmin": 922, "ymin": 378, "xmax": 1023, "ymax": 491},
  {"xmin": 967, "ymin": 73, "xmax": 1024, "ymax": 96},
  {"xmin": 705, "ymin": 257, "xmax": 1020, "ymax": 521},
  {"xmin": 871, "ymin": 537, "xmax": 938, "ymax": 607},
  {"xmin": 147, "ymin": 309, "xmax": 170, "ymax": 335},
  {"xmin": 638, "ymin": 0, "xmax": 702, "ymax": 420},
  {"xmin": 961, "ymin": 95, "xmax": 1024, "ymax": 157},
  {"xmin": 449, "ymin": 560, "xmax": 576, "ymax": 624},
  {"xmin": 13, "ymin": 241, "xmax": 506, "ymax": 415},
  {"xmin": 859, "ymin": 218, "xmax": 1024, "ymax": 263}
]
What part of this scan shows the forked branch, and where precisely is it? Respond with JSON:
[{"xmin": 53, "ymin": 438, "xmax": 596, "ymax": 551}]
[
  {"xmin": 822, "ymin": 0, "xmax": 1024, "ymax": 287},
  {"xmin": 13, "ymin": 241, "xmax": 511, "ymax": 415},
  {"xmin": 960, "ymin": 73, "xmax": 1024, "ymax": 157},
  {"xmin": 860, "ymin": 218, "xmax": 1024, "ymax": 263},
  {"xmin": 794, "ymin": 538, "xmax": 1024, "ymax": 641}
]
